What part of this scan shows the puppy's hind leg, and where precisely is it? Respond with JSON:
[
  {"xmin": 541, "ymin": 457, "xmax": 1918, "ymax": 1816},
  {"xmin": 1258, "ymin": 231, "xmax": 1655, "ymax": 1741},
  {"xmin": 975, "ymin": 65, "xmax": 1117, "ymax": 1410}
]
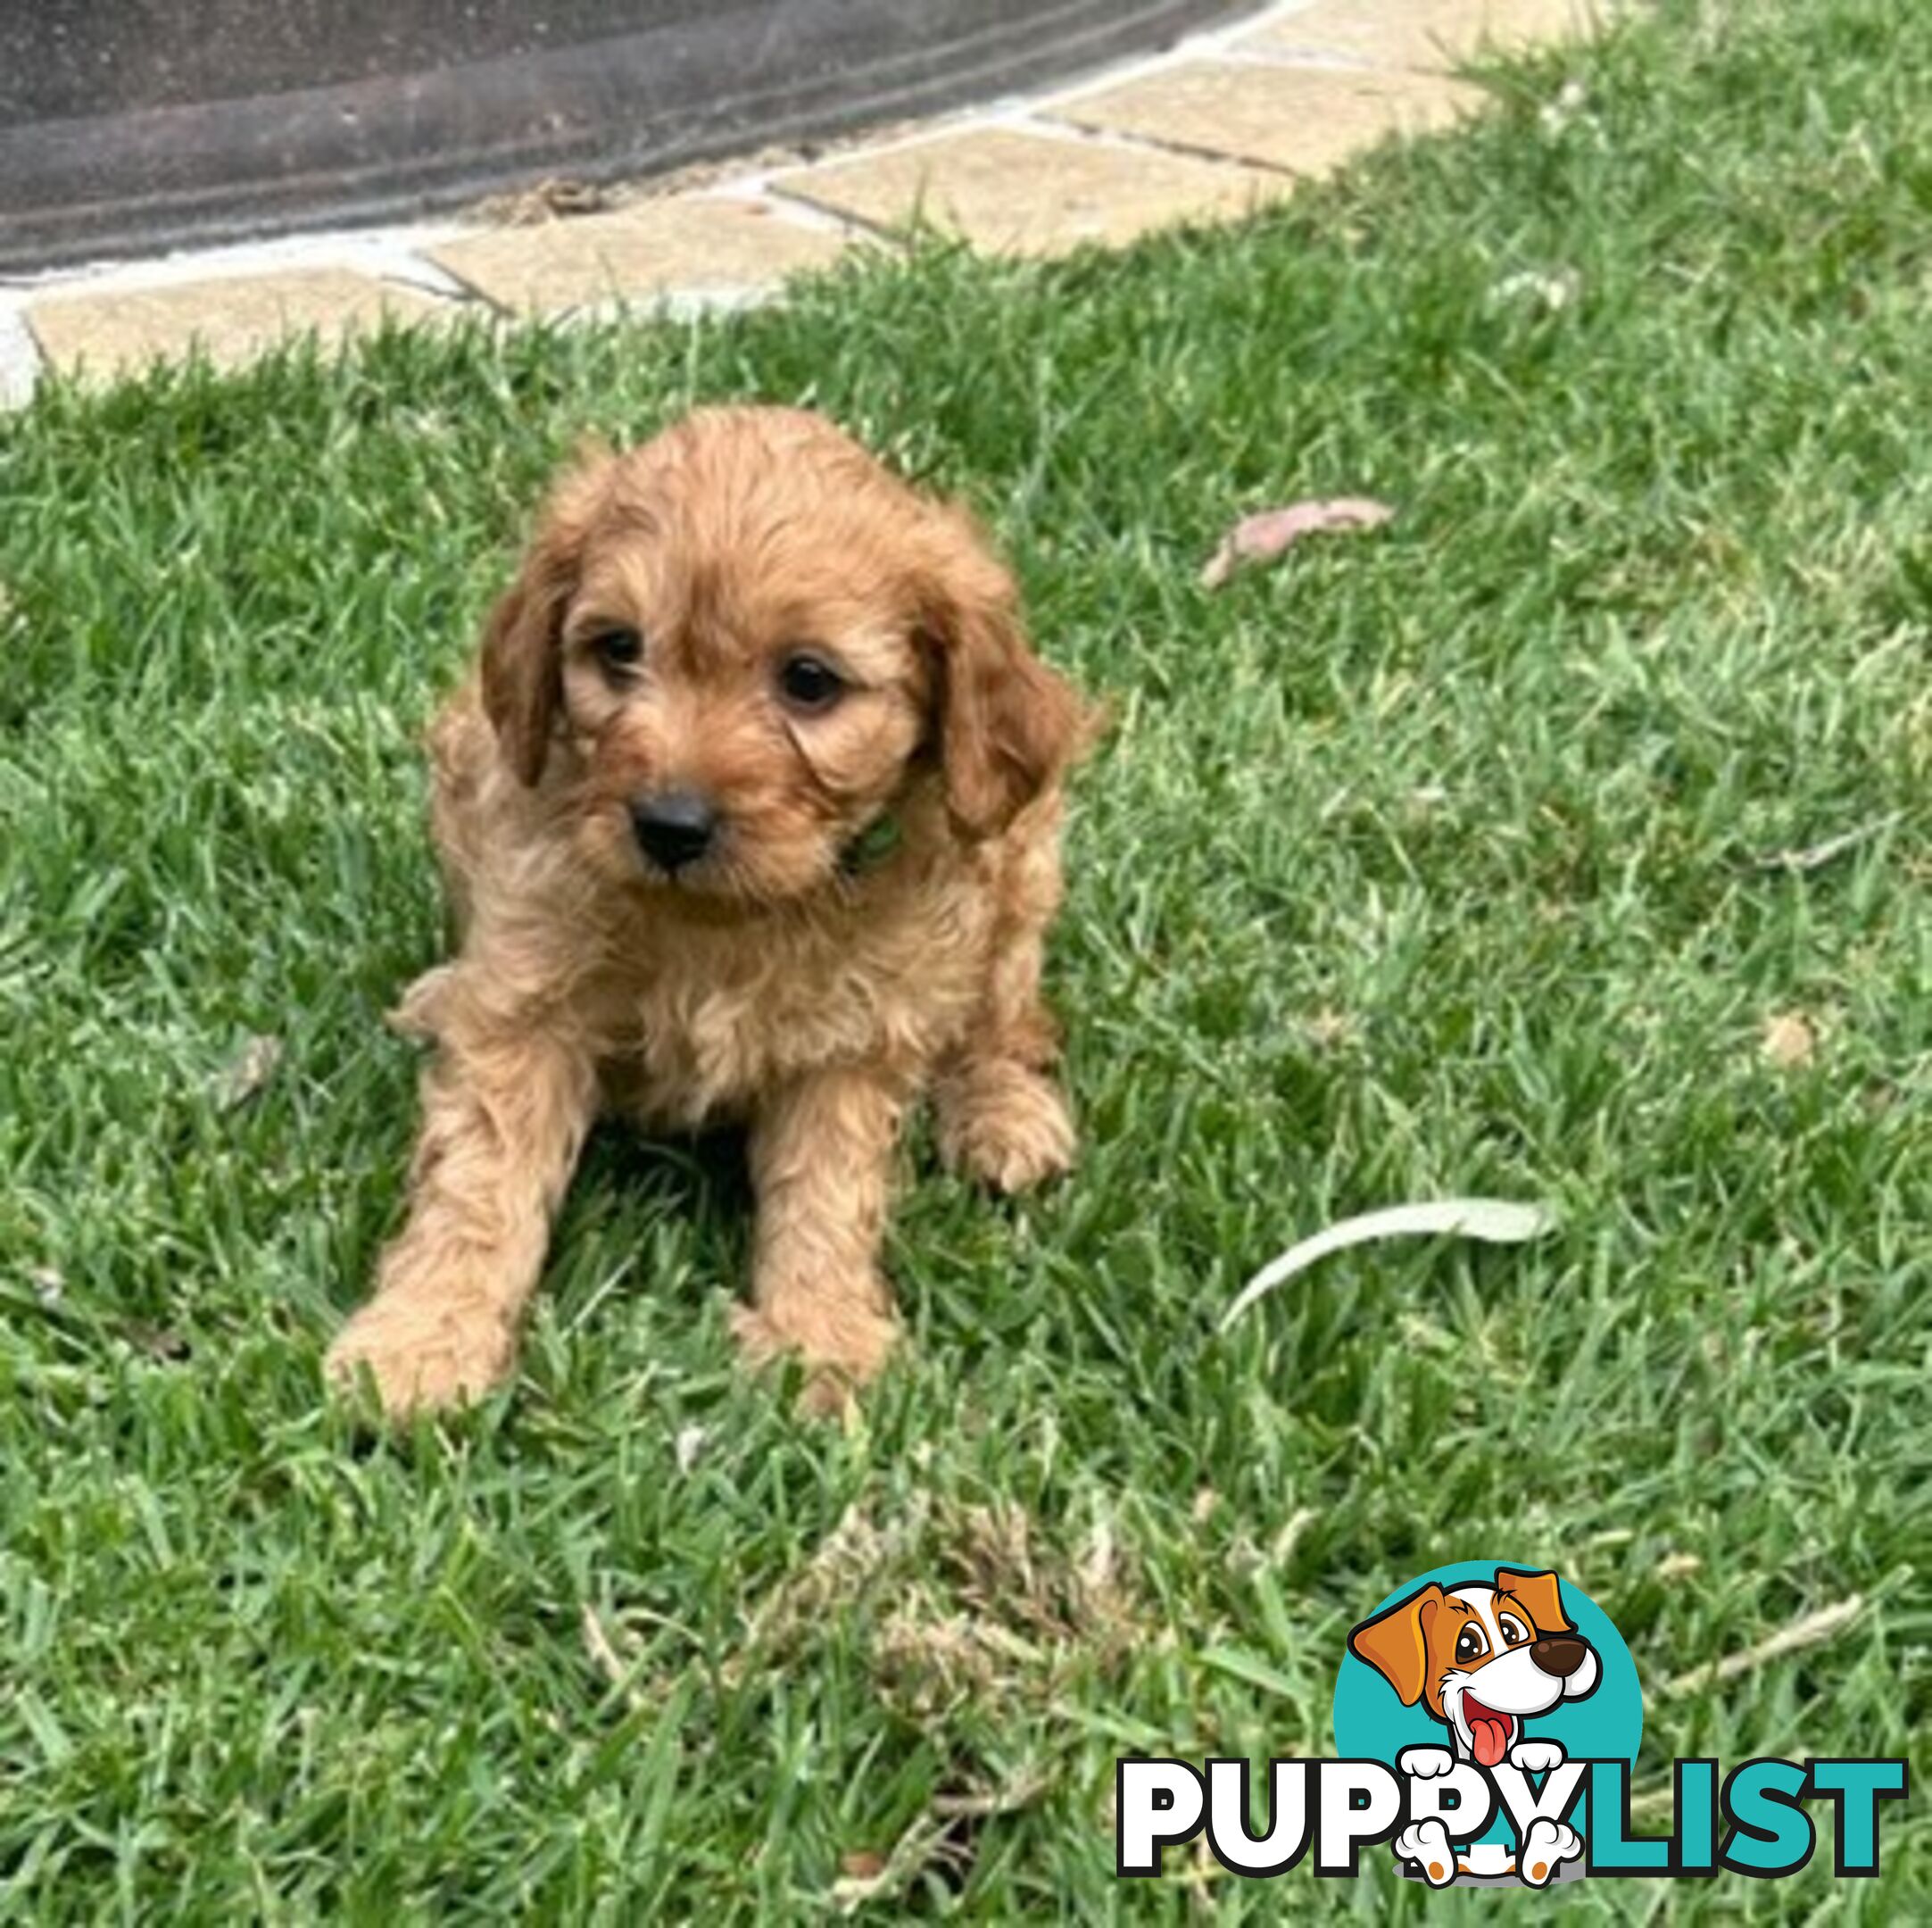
[{"xmin": 934, "ymin": 808, "xmax": 1075, "ymax": 1194}]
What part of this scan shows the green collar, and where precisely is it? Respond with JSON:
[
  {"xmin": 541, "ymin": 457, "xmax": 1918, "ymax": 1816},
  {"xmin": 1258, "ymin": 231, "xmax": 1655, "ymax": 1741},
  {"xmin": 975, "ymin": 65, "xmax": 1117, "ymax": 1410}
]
[{"xmin": 839, "ymin": 811, "xmax": 903, "ymax": 877}]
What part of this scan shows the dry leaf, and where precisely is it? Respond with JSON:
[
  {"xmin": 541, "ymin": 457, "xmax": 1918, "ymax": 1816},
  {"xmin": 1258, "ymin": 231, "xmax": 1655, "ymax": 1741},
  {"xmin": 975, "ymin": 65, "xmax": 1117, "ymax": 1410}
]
[
  {"xmin": 839, "ymin": 1851, "xmax": 887, "ymax": 1881},
  {"xmin": 480, "ymin": 176, "xmax": 612, "ymax": 224},
  {"xmin": 1221, "ymin": 1198, "xmax": 1556, "ymax": 1331},
  {"xmin": 1753, "ymin": 814, "xmax": 1899, "ymax": 873},
  {"xmin": 1200, "ymin": 497, "xmax": 1395, "ymax": 588},
  {"xmin": 1760, "ymin": 1011, "xmax": 1817, "ymax": 1068},
  {"xmin": 214, "ymin": 1034, "xmax": 283, "ymax": 1110},
  {"xmin": 1660, "ymin": 1595, "xmax": 1863, "ymax": 1699}
]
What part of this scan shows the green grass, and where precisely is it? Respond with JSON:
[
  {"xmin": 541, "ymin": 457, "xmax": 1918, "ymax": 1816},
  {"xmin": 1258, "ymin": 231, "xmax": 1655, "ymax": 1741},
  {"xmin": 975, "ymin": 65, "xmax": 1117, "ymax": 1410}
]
[{"xmin": 2, "ymin": 0, "xmax": 1928, "ymax": 1916}]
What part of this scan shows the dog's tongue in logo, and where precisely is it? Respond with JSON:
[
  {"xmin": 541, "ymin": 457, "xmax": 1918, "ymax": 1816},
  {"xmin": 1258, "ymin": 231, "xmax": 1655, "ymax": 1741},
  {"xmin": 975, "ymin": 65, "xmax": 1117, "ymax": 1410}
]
[{"xmin": 1464, "ymin": 1696, "xmax": 1514, "ymax": 1767}]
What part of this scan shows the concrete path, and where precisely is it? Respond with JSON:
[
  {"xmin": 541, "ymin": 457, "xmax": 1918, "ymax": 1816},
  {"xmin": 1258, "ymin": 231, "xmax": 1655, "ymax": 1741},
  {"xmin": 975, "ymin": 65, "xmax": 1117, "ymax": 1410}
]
[{"xmin": 0, "ymin": 1, "xmax": 1627, "ymax": 407}]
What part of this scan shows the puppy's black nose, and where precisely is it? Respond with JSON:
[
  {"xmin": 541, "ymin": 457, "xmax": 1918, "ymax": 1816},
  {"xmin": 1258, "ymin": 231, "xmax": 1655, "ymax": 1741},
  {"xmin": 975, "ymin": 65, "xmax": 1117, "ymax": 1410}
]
[
  {"xmin": 1531, "ymin": 1635, "xmax": 1589, "ymax": 1678},
  {"xmin": 629, "ymin": 792, "xmax": 717, "ymax": 873}
]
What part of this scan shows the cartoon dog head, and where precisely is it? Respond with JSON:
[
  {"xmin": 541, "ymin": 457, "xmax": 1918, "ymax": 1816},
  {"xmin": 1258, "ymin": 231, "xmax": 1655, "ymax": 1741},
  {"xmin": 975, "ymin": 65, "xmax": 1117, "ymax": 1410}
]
[
  {"xmin": 478, "ymin": 407, "xmax": 1083, "ymax": 909},
  {"xmin": 1347, "ymin": 1568, "xmax": 1600, "ymax": 1767}
]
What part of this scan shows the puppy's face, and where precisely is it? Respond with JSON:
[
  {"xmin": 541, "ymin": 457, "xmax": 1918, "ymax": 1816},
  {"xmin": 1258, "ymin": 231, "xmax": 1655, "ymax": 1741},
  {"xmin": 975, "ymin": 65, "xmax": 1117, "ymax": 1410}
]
[{"xmin": 479, "ymin": 408, "xmax": 1081, "ymax": 909}]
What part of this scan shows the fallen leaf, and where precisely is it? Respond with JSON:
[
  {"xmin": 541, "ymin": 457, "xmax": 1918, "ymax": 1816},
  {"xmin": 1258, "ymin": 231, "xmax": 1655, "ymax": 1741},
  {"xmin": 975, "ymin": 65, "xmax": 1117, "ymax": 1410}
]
[
  {"xmin": 1660, "ymin": 1595, "xmax": 1863, "ymax": 1699},
  {"xmin": 1760, "ymin": 1011, "xmax": 1817, "ymax": 1068},
  {"xmin": 1221, "ymin": 1198, "xmax": 1556, "ymax": 1331},
  {"xmin": 1752, "ymin": 813, "xmax": 1900, "ymax": 873},
  {"xmin": 479, "ymin": 176, "xmax": 613, "ymax": 224},
  {"xmin": 1200, "ymin": 497, "xmax": 1394, "ymax": 588},
  {"xmin": 839, "ymin": 1851, "xmax": 887, "ymax": 1882},
  {"xmin": 214, "ymin": 1034, "xmax": 283, "ymax": 1110}
]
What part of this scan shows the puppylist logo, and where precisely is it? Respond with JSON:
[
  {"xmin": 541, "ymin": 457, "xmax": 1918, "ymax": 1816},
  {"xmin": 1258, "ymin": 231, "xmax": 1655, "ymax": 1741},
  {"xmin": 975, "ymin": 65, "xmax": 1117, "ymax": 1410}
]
[{"xmin": 1116, "ymin": 1560, "xmax": 1906, "ymax": 1888}]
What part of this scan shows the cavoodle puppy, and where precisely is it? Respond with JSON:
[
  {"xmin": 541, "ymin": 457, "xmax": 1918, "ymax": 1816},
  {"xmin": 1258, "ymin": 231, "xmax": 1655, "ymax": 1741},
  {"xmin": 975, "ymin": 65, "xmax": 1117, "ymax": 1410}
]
[{"xmin": 326, "ymin": 405, "xmax": 1088, "ymax": 1417}]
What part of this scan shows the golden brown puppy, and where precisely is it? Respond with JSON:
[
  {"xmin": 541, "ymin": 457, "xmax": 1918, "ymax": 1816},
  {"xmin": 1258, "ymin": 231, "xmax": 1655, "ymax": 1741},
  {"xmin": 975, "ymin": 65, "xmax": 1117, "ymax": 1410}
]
[{"xmin": 326, "ymin": 406, "xmax": 1087, "ymax": 1417}]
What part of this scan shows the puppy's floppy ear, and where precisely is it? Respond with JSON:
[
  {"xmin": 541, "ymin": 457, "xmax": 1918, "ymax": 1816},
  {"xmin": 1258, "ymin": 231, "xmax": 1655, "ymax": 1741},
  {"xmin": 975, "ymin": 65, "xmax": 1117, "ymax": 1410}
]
[
  {"xmin": 916, "ymin": 506, "xmax": 1085, "ymax": 840},
  {"xmin": 1348, "ymin": 1583, "xmax": 1445, "ymax": 1707},
  {"xmin": 480, "ymin": 452, "xmax": 611, "ymax": 786},
  {"xmin": 1495, "ymin": 1569, "xmax": 1572, "ymax": 1636}
]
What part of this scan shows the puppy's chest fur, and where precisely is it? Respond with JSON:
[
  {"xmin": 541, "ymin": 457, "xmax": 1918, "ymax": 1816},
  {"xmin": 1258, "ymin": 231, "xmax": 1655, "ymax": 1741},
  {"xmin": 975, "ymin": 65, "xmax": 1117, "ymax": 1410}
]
[{"xmin": 585, "ymin": 876, "xmax": 994, "ymax": 1127}]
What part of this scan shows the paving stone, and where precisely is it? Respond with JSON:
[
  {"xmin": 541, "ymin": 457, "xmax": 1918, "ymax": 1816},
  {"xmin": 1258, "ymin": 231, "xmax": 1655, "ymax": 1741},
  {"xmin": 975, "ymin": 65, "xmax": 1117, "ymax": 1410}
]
[
  {"xmin": 1244, "ymin": 0, "xmax": 1614, "ymax": 72},
  {"xmin": 429, "ymin": 195, "xmax": 850, "ymax": 312},
  {"xmin": 25, "ymin": 267, "xmax": 445, "ymax": 378},
  {"xmin": 1051, "ymin": 57, "xmax": 1483, "ymax": 177},
  {"xmin": 779, "ymin": 125, "xmax": 1288, "ymax": 257}
]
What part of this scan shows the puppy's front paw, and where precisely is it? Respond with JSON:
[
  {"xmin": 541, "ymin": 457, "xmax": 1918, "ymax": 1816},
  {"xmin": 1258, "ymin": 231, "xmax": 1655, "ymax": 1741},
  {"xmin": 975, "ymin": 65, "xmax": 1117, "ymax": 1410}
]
[
  {"xmin": 731, "ymin": 1290, "xmax": 900, "ymax": 1417},
  {"xmin": 1518, "ymin": 1818, "xmax": 1581, "ymax": 1887},
  {"xmin": 1508, "ymin": 1740, "xmax": 1565, "ymax": 1775},
  {"xmin": 1394, "ymin": 1820, "xmax": 1457, "ymax": 1887},
  {"xmin": 935, "ymin": 1060, "xmax": 1074, "ymax": 1193},
  {"xmin": 1397, "ymin": 1746, "xmax": 1456, "ymax": 1780},
  {"xmin": 325, "ymin": 1292, "xmax": 514, "ymax": 1418}
]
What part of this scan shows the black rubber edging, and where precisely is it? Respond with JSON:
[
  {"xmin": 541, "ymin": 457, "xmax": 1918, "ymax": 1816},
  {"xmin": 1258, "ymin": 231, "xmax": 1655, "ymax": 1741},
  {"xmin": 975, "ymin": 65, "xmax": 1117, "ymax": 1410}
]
[{"xmin": 0, "ymin": 0, "xmax": 1259, "ymax": 273}]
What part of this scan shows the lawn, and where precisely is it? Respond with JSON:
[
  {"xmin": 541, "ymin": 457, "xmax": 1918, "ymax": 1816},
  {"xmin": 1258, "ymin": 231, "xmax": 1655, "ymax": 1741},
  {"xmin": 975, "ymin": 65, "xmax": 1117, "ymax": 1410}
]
[{"xmin": 1, "ymin": 0, "xmax": 1927, "ymax": 1916}]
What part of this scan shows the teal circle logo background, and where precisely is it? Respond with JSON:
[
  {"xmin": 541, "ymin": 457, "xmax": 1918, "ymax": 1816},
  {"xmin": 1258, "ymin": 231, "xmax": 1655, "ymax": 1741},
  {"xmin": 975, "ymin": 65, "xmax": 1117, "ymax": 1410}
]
[{"xmin": 1332, "ymin": 1559, "xmax": 1643, "ymax": 1849}]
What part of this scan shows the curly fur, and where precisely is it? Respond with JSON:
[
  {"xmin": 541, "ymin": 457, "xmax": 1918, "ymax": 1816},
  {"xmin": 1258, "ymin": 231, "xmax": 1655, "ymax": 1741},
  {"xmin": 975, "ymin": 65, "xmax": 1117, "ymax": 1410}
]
[{"xmin": 326, "ymin": 407, "xmax": 1088, "ymax": 1417}]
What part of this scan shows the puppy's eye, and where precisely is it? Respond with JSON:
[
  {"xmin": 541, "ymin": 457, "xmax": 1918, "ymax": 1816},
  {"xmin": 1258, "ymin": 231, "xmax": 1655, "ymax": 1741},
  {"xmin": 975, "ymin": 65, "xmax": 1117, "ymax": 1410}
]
[
  {"xmin": 1499, "ymin": 1616, "xmax": 1531, "ymax": 1648},
  {"xmin": 776, "ymin": 652, "xmax": 845, "ymax": 714},
  {"xmin": 1455, "ymin": 1626, "xmax": 1488, "ymax": 1664},
  {"xmin": 588, "ymin": 627, "xmax": 645, "ymax": 677}
]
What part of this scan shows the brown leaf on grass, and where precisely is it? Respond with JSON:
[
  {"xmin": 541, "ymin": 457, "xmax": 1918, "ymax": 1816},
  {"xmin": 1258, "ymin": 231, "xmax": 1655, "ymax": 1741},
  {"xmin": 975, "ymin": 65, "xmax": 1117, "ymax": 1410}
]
[
  {"xmin": 1200, "ymin": 497, "xmax": 1395, "ymax": 588},
  {"xmin": 1760, "ymin": 1010, "xmax": 1817, "ymax": 1068},
  {"xmin": 477, "ymin": 176, "xmax": 613, "ymax": 224}
]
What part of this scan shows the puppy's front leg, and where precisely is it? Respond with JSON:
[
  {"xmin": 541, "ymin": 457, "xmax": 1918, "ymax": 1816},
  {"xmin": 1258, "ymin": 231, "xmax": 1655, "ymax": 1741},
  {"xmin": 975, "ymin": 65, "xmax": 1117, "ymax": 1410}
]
[
  {"xmin": 327, "ymin": 1018, "xmax": 595, "ymax": 1417},
  {"xmin": 734, "ymin": 1064, "xmax": 908, "ymax": 1412}
]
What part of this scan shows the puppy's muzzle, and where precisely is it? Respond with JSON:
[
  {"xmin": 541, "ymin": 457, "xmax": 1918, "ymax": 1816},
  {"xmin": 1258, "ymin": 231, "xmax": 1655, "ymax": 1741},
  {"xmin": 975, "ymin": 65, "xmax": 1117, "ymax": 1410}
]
[
  {"xmin": 629, "ymin": 792, "xmax": 719, "ymax": 875},
  {"xmin": 1530, "ymin": 1635, "xmax": 1590, "ymax": 1678}
]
